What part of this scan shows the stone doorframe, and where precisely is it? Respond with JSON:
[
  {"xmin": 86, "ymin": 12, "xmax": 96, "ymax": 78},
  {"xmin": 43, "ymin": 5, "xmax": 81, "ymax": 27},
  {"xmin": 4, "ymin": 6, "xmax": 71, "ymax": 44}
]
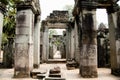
[
  {"xmin": 73, "ymin": 0, "xmax": 120, "ymax": 77},
  {"xmin": 41, "ymin": 11, "xmax": 70, "ymax": 62}
]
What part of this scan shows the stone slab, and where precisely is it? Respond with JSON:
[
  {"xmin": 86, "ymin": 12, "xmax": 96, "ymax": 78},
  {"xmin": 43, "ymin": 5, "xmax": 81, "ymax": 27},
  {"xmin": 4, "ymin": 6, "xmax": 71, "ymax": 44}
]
[
  {"xmin": 37, "ymin": 74, "xmax": 46, "ymax": 79},
  {"xmin": 45, "ymin": 77, "xmax": 66, "ymax": 80},
  {"xmin": 49, "ymin": 73, "xmax": 61, "ymax": 77},
  {"xmin": 31, "ymin": 69, "xmax": 47, "ymax": 78}
]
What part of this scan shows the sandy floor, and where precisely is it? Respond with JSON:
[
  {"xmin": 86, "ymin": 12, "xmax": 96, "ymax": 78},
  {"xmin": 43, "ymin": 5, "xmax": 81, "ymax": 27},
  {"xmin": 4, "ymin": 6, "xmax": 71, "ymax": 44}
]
[{"xmin": 0, "ymin": 63, "xmax": 120, "ymax": 80}]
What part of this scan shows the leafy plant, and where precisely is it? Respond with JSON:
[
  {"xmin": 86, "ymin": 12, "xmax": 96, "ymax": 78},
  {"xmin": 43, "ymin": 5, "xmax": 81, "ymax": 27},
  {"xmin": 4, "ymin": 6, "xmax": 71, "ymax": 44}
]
[{"xmin": 0, "ymin": 0, "xmax": 16, "ymax": 47}]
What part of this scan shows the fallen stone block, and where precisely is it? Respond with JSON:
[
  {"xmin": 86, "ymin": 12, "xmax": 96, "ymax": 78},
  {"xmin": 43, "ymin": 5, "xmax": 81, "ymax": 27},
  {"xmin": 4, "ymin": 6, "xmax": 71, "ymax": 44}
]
[{"xmin": 49, "ymin": 66, "xmax": 61, "ymax": 74}]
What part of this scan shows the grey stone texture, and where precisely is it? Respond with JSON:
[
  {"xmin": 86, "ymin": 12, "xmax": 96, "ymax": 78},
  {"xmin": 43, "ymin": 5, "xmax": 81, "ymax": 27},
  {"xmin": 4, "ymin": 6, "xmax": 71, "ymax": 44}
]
[
  {"xmin": 33, "ymin": 15, "xmax": 41, "ymax": 68},
  {"xmin": 108, "ymin": 11, "xmax": 120, "ymax": 76},
  {"xmin": 80, "ymin": 10, "xmax": 98, "ymax": 78},
  {"xmin": 0, "ymin": 10, "xmax": 4, "ymax": 58},
  {"xmin": 14, "ymin": 9, "xmax": 34, "ymax": 78}
]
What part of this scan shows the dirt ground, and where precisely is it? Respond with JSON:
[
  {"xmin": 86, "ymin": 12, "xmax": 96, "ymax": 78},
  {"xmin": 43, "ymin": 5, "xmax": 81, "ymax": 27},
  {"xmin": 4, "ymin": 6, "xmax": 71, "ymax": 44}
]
[{"xmin": 0, "ymin": 63, "xmax": 120, "ymax": 80}]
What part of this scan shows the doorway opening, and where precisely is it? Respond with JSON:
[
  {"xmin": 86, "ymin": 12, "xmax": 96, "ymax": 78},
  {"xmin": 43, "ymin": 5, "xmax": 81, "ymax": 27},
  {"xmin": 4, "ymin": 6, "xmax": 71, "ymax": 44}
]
[
  {"xmin": 49, "ymin": 29, "xmax": 66, "ymax": 60},
  {"xmin": 96, "ymin": 9, "xmax": 110, "ymax": 68}
]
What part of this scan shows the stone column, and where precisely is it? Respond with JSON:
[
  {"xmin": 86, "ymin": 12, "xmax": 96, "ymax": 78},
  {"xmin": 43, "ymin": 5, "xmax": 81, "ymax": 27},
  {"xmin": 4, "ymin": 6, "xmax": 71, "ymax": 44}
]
[
  {"xmin": 65, "ymin": 28, "xmax": 69, "ymax": 60},
  {"xmin": 107, "ymin": 11, "xmax": 120, "ymax": 76},
  {"xmin": 0, "ymin": 7, "xmax": 4, "ymax": 56},
  {"xmin": 80, "ymin": 9, "xmax": 98, "ymax": 78},
  {"xmin": 14, "ymin": 9, "xmax": 34, "ymax": 77},
  {"xmin": 46, "ymin": 28, "xmax": 49, "ymax": 61},
  {"xmin": 66, "ymin": 27, "xmax": 71, "ymax": 60},
  {"xmin": 70, "ymin": 27, "xmax": 75, "ymax": 59},
  {"xmin": 42, "ymin": 26, "xmax": 49, "ymax": 62},
  {"xmin": 33, "ymin": 15, "xmax": 40, "ymax": 68},
  {"xmin": 74, "ymin": 20, "xmax": 81, "ymax": 64}
]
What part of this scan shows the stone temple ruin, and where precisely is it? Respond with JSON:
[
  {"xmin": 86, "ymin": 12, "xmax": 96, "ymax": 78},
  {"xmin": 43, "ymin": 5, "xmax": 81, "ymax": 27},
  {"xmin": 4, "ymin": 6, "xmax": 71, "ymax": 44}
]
[{"xmin": 0, "ymin": 0, "xmax": 120, "ymax": 79}]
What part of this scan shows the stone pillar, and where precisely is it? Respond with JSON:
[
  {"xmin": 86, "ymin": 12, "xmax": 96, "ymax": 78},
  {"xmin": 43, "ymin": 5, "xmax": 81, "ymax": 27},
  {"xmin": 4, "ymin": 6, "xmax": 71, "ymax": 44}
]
[
  {"xmin": 46, "ymin": 28, "xmax": 49, "ymax": 60},
  {"xmin": 107, "ymin": 11, "xmax": 120, "ymax": 76},
  {"xmin": 0, "ymin": 7, "xmax": 4, "ymax": 56},
  {"xmin": 66, "ymin": 28, "xmax": 71, "ymax": 60},
  {"xmin": 14, "ymin": 9, "xmax": 34, "ymax": 77},
  {"xmin": 42, "ymin": 26, "xmax": 49, "ymax": 62},
  {"xmin": 33, "ymin": 15, "xmax": 40, "ymax": 68},
  {"xmin": 74, "ymin": 20, "xmax": 81, "ymax": 64},
  {"xmin": 70, "ymin": 27, "xmax": 75, "ymax": 59},
  {"xmin": 80, "ymin": 9, "xmax": 98, "ymax": 78}
]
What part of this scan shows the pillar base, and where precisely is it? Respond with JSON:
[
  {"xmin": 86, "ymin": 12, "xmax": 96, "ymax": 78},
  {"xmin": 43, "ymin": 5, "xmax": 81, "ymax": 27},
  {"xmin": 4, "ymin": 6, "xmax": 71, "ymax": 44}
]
[
  {"xmin": 14, "ymin": 71, "xmax": 30, "ymax": 78},
  {"xmin": 111, "ymin": 68, "xmax": 120, "ymax": 76},
  {"xmin": 80, "ymin": 66, "xmax": 98, "ymax": 78}
]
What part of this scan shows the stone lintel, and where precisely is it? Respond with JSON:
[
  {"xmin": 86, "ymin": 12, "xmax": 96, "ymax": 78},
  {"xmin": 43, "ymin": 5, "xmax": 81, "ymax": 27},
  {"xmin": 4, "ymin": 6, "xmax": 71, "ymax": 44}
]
[
  {"xmin": 73, "ymin": 0, "xmax": 119, "ymax": 16},
  {"xmin": 46, "ymin": 10, "xmax": 69, "ymax": 23},
  {"xmin": 47, "ymin": 23, "xmax": 67, "ymax": 29},
  {"xmin": 16, "ymin": 1, "xmax": 40, "ymax": 15}
]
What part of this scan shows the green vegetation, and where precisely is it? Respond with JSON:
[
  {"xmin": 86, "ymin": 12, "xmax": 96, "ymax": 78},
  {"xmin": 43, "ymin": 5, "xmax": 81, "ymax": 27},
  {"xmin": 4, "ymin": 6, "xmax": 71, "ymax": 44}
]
[
  {"xmin": 63, "ymin": 5, "xmax": 74, "ymax": 19},
  {"xmin": 0, "ymin": 0, "xmax": 16, "ymax": 49},
  {"xmin": 0, "ymin": 0, "xmax": 16, "ymax": 67},
  {"xmin": 49, "ymin": 29, "xmax": 57, "ymax": 38},
  {"xmin": 0, "ymin": 0, "xmax": 9, "ymax": 5}
]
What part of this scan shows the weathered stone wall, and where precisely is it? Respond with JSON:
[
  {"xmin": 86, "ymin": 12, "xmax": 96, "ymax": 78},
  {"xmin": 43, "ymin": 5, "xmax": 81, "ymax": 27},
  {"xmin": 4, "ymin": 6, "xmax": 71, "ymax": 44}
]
[{"xmin": 46, "ymin": 11, "xmax": 69, "ymax": 23}]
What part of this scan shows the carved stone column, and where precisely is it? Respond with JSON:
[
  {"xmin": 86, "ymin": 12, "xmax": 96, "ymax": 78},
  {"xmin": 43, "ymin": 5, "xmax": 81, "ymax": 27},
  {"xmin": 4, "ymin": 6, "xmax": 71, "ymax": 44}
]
[
  {"xmin": 14, "ymin": 8, "xmax": 34, "ymax": 78},
  {"xmin": 107, "ymin": 10, "xmax": 120, "ymax": 76},
  {"xmin": 80, "ymin": 9, "xmax": 98, "ymax": 78},
  {"xmin": 0, "ymin": 4, "xmax": 5, "ymax": 56},
  {"xmin": 33, "ymin": 15, "xmax": 40, "ymax": 68}
]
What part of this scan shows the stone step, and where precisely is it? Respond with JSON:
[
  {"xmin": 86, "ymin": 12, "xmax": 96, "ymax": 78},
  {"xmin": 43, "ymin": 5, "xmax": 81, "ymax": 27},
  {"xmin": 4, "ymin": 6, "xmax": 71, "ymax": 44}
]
[
  {"xmin": 30, "ymin": 69, "xmax": 47, "ymax": 78},
  {"xmin": 45, "ymin": 77, "xmax": 66, "ymax": 80},
  {"xmin": 47, "ymin": 59, "xmax": 66, "ymax": 63},
  {"xmin": 66, "ymin": 66, "xmax": 75, "ymax": 70},
  {"xmin": 49, "ymin": 73, "xmax": 61, "ymax": 77},
  {"xmin": 37, "ymin": 73, "xmax": 46, "ymax": 79}
]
